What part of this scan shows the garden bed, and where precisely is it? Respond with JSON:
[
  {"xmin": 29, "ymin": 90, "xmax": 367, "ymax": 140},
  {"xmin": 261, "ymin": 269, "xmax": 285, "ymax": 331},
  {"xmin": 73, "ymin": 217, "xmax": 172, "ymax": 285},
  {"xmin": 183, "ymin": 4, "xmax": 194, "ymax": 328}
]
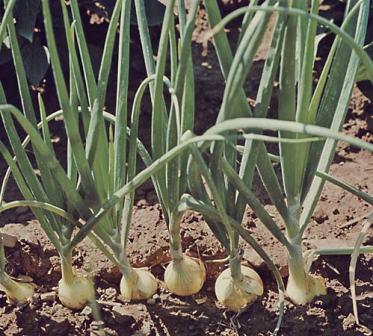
[
  {"xmin": 0, "ymin": 39, "xmax": 372, "ymax": 335},
  {"xmin": 0, "ymin": 1, "xmax": 372, "ymax": 335}
]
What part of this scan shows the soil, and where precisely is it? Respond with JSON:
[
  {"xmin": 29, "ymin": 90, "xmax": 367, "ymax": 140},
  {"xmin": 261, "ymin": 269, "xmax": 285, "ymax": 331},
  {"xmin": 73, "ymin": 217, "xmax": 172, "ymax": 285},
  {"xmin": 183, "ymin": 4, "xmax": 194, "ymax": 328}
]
[{"xmin": 1, "ymin": 3, "xmax": 373, "ymax": 336}]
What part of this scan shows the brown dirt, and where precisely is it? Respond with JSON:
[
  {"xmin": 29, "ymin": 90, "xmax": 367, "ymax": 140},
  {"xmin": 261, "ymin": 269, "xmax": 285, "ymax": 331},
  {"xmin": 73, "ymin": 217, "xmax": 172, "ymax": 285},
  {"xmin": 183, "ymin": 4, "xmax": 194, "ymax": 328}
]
[
  {"xmin": 1, "ymin": 5, "xmax": 373, "ymax": 336},
  {"xmin": 1, "ymin": 140, "xmax": 372, "ymax": 335}
]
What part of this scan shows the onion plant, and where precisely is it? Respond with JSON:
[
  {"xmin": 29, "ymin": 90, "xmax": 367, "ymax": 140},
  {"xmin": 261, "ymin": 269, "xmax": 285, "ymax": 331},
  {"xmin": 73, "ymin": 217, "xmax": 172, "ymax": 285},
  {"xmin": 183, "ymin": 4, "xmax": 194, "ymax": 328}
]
[
  {"xmin": 133, "ymin": 0, "xmax": 207, "ymax": 296},
  {"xmin": 150, "ymin": 0, "xmax": 288, "ymax": 312},
  {"xmin": 0, "ymin": 0, "xmax": 160, "ymax": 307},
  {"xmin": 199, "ymin": 0, "xmax": 372, "ymax": 307}
]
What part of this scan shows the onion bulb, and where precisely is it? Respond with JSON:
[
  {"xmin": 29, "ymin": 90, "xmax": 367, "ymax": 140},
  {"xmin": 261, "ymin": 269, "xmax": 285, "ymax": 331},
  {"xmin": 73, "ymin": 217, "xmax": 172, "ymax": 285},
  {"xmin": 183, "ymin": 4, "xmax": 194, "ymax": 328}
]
[
  {"xmin": 0, "ymin": 275, "xmax": 34, "ymax": 304},
  {"xmin": 58, "ymin": 273, "xmax": 95, "ymax": 310},
  {"xmin": 286, "ymin": 273, "xmax": 326, "ymax": 305},
  {"xmin": 164, "ymin": 256, "xmax": 206, "ymax": 296},
  {"xmin": 215, "ymin": 265, "xmax": 264, "ymax": 312},
  {"xmin": 120, "ymin": 268, "xmax": 157, "ymax": 300}
]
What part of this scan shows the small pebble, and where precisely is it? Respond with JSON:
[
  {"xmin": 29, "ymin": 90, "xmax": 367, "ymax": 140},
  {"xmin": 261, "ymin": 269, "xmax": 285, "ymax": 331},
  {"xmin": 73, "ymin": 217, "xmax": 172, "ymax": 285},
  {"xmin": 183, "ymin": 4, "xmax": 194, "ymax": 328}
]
[
  {"xmin": 105, "ymin": 287, "xmax": 117, "ymax": 299},
  {"xmin": 81, "ymin": 305, "xmax": 93, "ymax": 316},
  {"xmin": 91, "ymin": 320, "xmax": 105, "ymax": 330},
  {"xmin": 52, "ymin": 304, "xmax": 63, "ymax": 314},
  {"xmin": 314, "ymin": 299, "xmax": 325, "ymax": 308},
  {"xmin": 103, "ymin": 328, "xmax": 119, "ymax": 336},
  {"xmin": 286, "ymin": 301, "xmax": 294, "ymax": 309},
  {"xmin": 40, "ymin": 292, "xmax": 57, "ymax": 302}
]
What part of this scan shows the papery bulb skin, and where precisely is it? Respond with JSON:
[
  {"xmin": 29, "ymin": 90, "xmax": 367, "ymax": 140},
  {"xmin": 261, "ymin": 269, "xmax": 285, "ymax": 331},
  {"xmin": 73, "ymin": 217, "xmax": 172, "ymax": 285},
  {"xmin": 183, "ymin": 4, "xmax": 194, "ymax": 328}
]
[
  {"xmin": 286, "ymin": 273, "xmax": 326, "ymax": 305},
  {"xmin": 58, "ymin": 274, "xmax": 95, "ymax": 310},
  {"xmin": 0, "ymin": 276, "xmax": 35, "ymax": 304},
  {"xmin": 120, "ymin": 268, "xmax": 157, "ymax": 300},
  {"xmin": 164, "ymin": 256, "xmax": 206, "ymax": 296},
  {"xmin": 215, "ymin": 265, "xmax": 264, "ymax": 312}
]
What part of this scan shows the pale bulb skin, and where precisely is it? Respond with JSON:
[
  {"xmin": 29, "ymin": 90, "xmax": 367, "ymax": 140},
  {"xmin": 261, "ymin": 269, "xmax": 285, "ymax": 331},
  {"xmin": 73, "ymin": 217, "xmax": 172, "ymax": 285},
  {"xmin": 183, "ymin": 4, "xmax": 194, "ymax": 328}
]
[
  {"xmin": 120, "ymin": 268, "xmax": 158, "ymax": 300},
  {"xmin": 215, "ymin": 266, "xmax": 264, "ymax": 312},
  {"xmin": 286, "ymin": 273, "xmax": 326, "ymax": 305},
  {"xmin": 58, "ymin": 274, "xmax": 95, "ymax": 310},
  {"xmin": 164, "ymin": 256, "xmax": 206, "ymax": 296},
  {"xmin": 0, "ymin": 275, "xmax": 34, "ymax": 304}
]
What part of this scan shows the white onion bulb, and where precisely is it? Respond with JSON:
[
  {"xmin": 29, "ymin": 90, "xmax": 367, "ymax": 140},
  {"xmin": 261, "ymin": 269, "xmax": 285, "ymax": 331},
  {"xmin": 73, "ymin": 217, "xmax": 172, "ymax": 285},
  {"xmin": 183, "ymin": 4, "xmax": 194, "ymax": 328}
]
[
  {"xmin": 164, "ymin": 256, "xmax": 206, "ymax": 296},
  {"xmin": 120, "ymin": 268, "xmax": 158, "ymax": 300},
  {"xmin": 286, "ymin": 273, "xmax": 326, "ymax": 305},
  {"xmin": 215, "ymin": 265, "xmax": 263, "ymax": 312},
  {"xmin": 0, "ymin": 277, "xmax": 34, "ymax": 304},
  {"xmin": 58, "ymin": 274, "xmax": 95, "ymax": 310}
]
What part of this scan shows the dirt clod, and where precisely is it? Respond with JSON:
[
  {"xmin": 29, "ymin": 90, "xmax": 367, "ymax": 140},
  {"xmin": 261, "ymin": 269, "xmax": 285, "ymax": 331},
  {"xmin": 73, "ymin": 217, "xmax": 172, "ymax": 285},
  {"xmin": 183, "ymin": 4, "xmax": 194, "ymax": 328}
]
[{"xmin": 111, "ymin": 305, "xmax": 135, "ymax": 325}]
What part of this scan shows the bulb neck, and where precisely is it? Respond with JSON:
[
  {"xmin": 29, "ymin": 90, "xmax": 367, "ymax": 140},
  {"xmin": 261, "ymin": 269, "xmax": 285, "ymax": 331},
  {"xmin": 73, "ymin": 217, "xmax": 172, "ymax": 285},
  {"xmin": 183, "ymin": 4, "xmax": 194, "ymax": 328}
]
[
  {"xmin": 286, "ymin": 244, "xmax": 327, "ymax": 304},
  {"xmin": 287, "ymin": 245, "xmax": 308, "ymax": 290},
  {"xmin": 286, "ymin": 244, "xmax": 313, "ymax": 304},
  {"xmin": 117, "ymin": 253, "xmax": 139, "ymax": 284},
  {"xmin": 122, "ymin": 265, "xmax": 138, "ymax": 283},
  {"xmin": 61, "ymin": 250, "xmax": 75, "ymax": 284},
  {"xmin": 229, "ymin": 249, "xmax": 243, "ymax": 280},
  {"xmin": 118, "ymin": 252, "xmax": 130, "ymax": 273},
  {"xmin": 169, "ymin": 246, "xmax": 183, "ymax": 261},
  {"xmin": 169, "ymin": 211, "xmax": 183, "ymax": 262}
]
